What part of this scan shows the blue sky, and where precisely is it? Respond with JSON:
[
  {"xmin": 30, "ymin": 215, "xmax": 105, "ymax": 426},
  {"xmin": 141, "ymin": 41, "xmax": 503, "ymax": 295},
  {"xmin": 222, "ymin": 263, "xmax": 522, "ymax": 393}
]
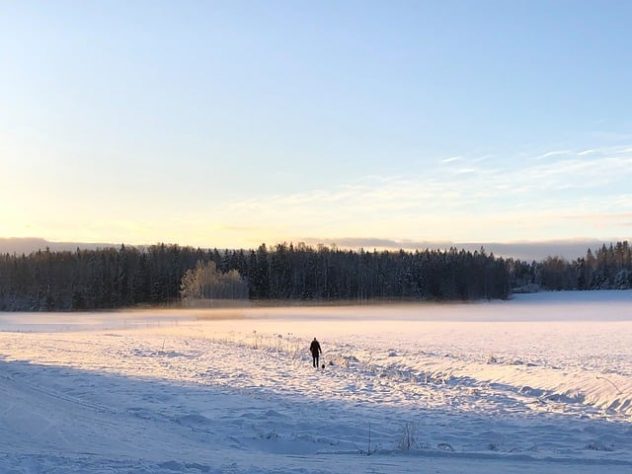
[{"xmin": 1, "ymin": 1, "xmax": 632, "ymax": 248}]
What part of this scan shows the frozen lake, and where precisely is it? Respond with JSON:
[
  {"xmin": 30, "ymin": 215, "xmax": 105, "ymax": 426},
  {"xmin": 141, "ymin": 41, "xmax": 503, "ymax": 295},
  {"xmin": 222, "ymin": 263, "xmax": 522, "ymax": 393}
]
[{"xmin": 2, "ymin": 291, "xmax": 632, "ymax": 473}]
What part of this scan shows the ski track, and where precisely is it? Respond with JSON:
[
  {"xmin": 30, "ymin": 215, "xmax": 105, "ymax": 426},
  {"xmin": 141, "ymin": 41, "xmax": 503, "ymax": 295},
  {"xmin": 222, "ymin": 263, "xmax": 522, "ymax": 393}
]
[{"xmin": 2, "ymin": 292, "xmax": 632, "ymax": 473}]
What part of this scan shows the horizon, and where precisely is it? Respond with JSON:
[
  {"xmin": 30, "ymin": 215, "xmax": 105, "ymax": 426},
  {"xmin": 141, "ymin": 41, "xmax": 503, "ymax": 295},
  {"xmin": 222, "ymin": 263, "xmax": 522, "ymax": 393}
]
[
  {"xmin": 2, "ymin": 1, "xmax": 632, "ymax": 247},
  {"xmin": 1, "ymin": 235, "xmax": 630, "ymax": 261}
]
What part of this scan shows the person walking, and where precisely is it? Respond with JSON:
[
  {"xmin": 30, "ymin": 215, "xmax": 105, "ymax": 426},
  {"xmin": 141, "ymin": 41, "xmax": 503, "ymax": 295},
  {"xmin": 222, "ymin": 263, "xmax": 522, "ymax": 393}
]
[{"xmin": 310, "ymin": 337, "xmax": 322, "ymax": 368}]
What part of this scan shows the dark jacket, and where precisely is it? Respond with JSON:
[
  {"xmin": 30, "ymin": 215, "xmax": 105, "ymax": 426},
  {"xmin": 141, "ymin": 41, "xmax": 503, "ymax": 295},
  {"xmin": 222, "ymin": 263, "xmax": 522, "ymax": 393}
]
[{"xmin": 310, "ymin": 339, "xmax": 322, "ymax": 356}]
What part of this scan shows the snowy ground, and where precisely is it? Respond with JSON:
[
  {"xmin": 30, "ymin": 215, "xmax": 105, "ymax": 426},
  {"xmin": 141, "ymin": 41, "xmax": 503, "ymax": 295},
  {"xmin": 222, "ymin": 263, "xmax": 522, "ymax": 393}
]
[{"xmin": 2, "ymin": 291, "xmax": 632, "ymax": 473}]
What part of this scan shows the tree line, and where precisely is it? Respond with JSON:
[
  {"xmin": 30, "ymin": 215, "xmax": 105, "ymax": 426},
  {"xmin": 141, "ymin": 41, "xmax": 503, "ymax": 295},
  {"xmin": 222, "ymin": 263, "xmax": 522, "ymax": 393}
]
[
  {"xmin": 0, "ymin": 243, "xmax": 509, "ymax": 311},
  {"xmin": 1, "ymin": 241, "xmax": 630, "ymax": 311},
  {"xmin": 508, "ymin": 241, "xmax": 632, "ymax": 291}
]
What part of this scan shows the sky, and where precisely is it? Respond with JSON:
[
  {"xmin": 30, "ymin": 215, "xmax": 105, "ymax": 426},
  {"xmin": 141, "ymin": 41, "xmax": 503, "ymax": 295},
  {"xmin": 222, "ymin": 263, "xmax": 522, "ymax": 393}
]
[{"xmin": 1, "ymin": 1, "xmax": 632, "ymax": 250}]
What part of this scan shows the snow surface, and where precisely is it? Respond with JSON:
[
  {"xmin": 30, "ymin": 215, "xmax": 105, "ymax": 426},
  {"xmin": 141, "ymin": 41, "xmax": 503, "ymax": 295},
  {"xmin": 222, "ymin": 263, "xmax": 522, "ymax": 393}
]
[{"xmin": 2, "ymin": 291, "xmax": 632, "ymax": 473}]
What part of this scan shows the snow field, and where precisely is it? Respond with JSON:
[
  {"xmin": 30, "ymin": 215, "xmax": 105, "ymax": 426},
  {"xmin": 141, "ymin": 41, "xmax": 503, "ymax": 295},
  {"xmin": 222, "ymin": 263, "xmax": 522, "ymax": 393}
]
[{"xmin": 2, "ymin": 292, "xmax": 632, "ymax": 472}]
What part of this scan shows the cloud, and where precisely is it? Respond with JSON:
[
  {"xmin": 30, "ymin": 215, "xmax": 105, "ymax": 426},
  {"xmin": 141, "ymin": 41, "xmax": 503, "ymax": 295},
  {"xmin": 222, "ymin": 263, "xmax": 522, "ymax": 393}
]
[
  {"xmin": 301, "ymin": 237, "xmax": 450, "ymax": 249},
  {"xmin": 534, "ymin": 149, "xmax": 572, "ymax": 160},
  {"xmin": 197, "ymin": 144, "xmax": 632, "ymax": 245},
  {"xmin": 440, "ymin": 155, "xmax": 463, "ymax": 163},
  {"xmin": 4, "ymin": 236, "xmax": 627, "ymax": 261},
  {"xmin": 559, "ymin": 211, "xmax": 632, "ymax": 230},
  {"xmin": 299, "ymin": 237, "xmax": 624, "ymax": 261},
  {"xmin": 20, "ymin": 143, "xmax": 626, "ymax": 248}
]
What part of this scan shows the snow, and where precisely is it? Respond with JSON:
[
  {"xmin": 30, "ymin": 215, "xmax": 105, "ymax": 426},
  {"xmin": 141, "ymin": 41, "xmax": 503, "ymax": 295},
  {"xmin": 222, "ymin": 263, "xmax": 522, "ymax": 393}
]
[{"xmin": 2, "ymin": 291, "xmax": 632, "ymax": 473}]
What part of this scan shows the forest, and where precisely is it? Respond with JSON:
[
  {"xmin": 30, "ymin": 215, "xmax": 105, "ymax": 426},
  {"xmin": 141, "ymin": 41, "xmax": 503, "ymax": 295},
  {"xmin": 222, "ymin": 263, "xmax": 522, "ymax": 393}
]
[
  {"xmin": 510, "ymin": 241, "xmax": 632, "ymax": 292},
  {"xmin": 0, "ymin": 241, "xmax": 630, "ymax": 311},
  {"xmin": 0, "ymin": 243, "xmax": 508, "ymax": 311}
]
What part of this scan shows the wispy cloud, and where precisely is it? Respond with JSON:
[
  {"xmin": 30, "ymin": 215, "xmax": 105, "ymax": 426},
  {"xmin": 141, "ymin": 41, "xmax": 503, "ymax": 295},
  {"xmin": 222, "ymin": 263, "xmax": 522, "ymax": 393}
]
[
  {"xmin": 202, "ymin": 145, "xmax": 632, "ymax": 244},
  {"xmin": 534, "ymin": 149, "xmax": 572, "ymax": 160},
  {"xmin": 52, "ymin": 144, "xmax": 629, "ymax": 247},
  {"xmin": 440, "ymin": 155, "xmax": 463, "ymax": 163}
]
